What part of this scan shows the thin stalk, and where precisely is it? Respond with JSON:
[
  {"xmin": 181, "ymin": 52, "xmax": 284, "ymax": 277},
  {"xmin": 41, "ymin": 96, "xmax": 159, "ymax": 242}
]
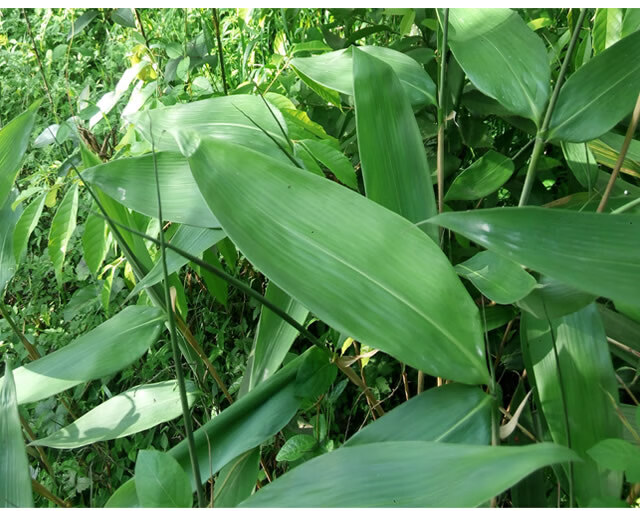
[
  {"xmin": 597, "ymin": 93, "xmax": 640, "ymax": 212},
  {"xmin": 22, "ymin": 9, "xmax": 57, "ymax": 121},
  {"xmin": 212, "ymin": 8, "xmax": 228, "ymax": 95},
  {"xmin": 611, "ymin": 196, "xmax": 640, "ymax": 214},
  {"xmin": 93, "ymin": 212, "xmax": 383, "ymax": 414},
  {"xmin": 0, "ymin": 302, "xmax": 40, "ymax": 360},
  {"xmin": 519, "ymin": 8, "xmax": 586, "ymax": 207},
  {"xmin": 150, "ymin": 119, "xmax": 205, "ymax": 507},
  {"xmin": 436, "ymin": 8, "xmax": 449, "ymax": 215}
]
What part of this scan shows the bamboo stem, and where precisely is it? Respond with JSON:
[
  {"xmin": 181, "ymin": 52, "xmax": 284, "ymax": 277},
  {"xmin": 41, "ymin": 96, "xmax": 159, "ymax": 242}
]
[{"xmin": 519, "ymin": 8, "xmax": 586, "ymax": 207}]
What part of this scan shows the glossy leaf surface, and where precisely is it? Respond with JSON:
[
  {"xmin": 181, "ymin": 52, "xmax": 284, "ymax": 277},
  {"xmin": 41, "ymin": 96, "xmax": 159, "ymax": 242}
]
[
  {"xmin": 31, "ymin": 380, "xmax": 197, "ymax": 449},
  {"xmin": 83, "ymin": 152, "xmax": 219, "ymax": 228},
  {"xmin": 291, "ymin": 45, "xmax": 436, "ymax": 106},
  {"xmin": 187, "ymin": 138, "xmax": 488, "ymax": 385},
  {"xmin": 345, "ymin": 383, "xmax": 491, "ymax": 446},
  {"xmin": 522, "ymin": 304, "xmax": 622, "ymax": 505},
  {"xmin": 548, "ymin": 30, "xmax": 640, "ymax": 142},
  {"xmin": 135, "ymin": 450, "xmax": 192, "ymax": 508},
  {"xmin": 447, "ymin": 9, "xmax": 549, "ymax": 124},
  {"xmin": 445, "ymin": 150, "xmax": 514, "ymax": 201},
  {"xmin": 241, "ymin": 441, "xmax": 578, "ymax": 507},
  {"xmin": 430, "ymin": 207, "xmax": 640, "ymax": 306},
  {"xmin": 8, "ymin": 306, "xmax": 163, "ymax": 404},
  {"xmin": 517, "ymin": 275, "xmax": 595, "ymax": 320},
  {"xmin": 353, "ymin": 47, "xmax": 438, "ymax": 241},
  {"xmin": 455, "ymin": 251, "xmax": 537, "ymax": 304},
  {"xmin": 0, "ymin": 361, "xmax": 33, "ymax": 507}
]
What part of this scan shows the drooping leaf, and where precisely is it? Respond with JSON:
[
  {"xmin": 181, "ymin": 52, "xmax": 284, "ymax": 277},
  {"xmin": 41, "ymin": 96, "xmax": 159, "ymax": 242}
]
[
  {"xmin": 589, "ymin": 131, "xmax": 640, "ymax": 179},
  {"xmin": 82, "ymin": 205, "xmax": 110, "ymax": 275},
  {"xmin": 214, "ymin": 449, "xmax": 261, "ymax": 508},
  {"xmin": 517, "ymin": 275, "xmax": 595, "ymax": 319},
  {"xmin": 13, "ymin": 194, "xmax": 46, "ymax": 263},
  {"xmin": 126, "ymin": 94, "xmax": 291, "ymax": 163},
  {"xmin": 0, "ymin": 101, "xmax": 39, "ymax": 206},
  {"xmin": 593, "ymin": 8, "xmax": 624, "ymax": 54},
  {"xmin": 131, "ymin": 225, "xmax": 226, "ymax": 295},
  {"xmin": 298, "ymin": 139, "xmax": 357, "ymax": 190},
  {"xmin": 135, "ymin": 450, "xmax": 192, "ymax": 508},
  {"xmin": 353, "ymin": 47, "xmax": 438, "ymax": 241},
  {"xmin": 547, "ymin": 30, "xmax": 640, "ymax": 142},
  {"xmin": 445, "ymin": 150, "xmax": 515, "ymax": 201},
  {"xmin": 276, "ymin": 434, "xmax": 317, "ymax": 462},
  {"xmin": 447, "ymin": 9, "xmax": 550, "ymax": 124},
  {"xmin": 240, "ymin": 441, "xmax": 578, "ymax": 507},
  {"xmin": 0, "ymin": 190, "xmax": 21, "ymax": 294},
  {"xmin": 588, "ymin": 438, "xmax": 640, "ymax": 483},
  {"xmin": 429, "ymin": 207, "xmax": 640, "ymax": 306},
  {"xmin": 522, "ymin": 304, "xmax": 623, "ymax": 505},
  {"xmin": 345, "ymin": 383, "xmax": 491, "ymax": 446},
  {"xmin": 455, "ymin": 251, "xmax": 537, "ymax": 305},
  {"xmin": 31, "ymin": 380, "xmax": 197, "ymax": 449},
  {"xmin": 0, "ymin": 360, "xmax": 33, "ymax": 508},
  {"xmin": 68, "ymin": 9, "xmax": 99, "ymax": 39},
  {"xmin": 83, "ymin": 152, "xmax": 219, "ymax": 228},
  {"xmin": 191, "ymin": 248, "xmax": 228, "ymax": 306},
  {"xmin": 185, "ymin": 138, "xmax": 488, "ymax": 385},
  {"xmin": 48, "ymin": 184, "xmax": 79, "ymax": 286},
  {"xmin": 561, "ymin": 142, "xmax": 599, "ymax": 189},
  {"xmin": 7, "ymin": 306, "xmax": 163, "ymax": 404},
  {"xmin": 291, "ymin": 45, "xmax": 437, "ymax": 106}
]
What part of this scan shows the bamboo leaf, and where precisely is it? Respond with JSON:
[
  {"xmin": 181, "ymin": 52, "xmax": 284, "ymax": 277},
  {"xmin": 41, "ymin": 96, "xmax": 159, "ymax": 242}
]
[
  {"xmin": 83, "ymin": 152, "xmax": 220, "ymax": 228},
  {"xmin": 1, "ymin": 360, "xmax": 33, "ymax": 507},
  {"xmin": 548, "ymin": 30, "xmax": 640, "ymax": 142},
  {"xmin": 291, "ymin": 45, "xmax": 437, "ymax": 106},
  {"xmin": 48, "ymin": 184, "xmax": 79, "ymax": 286},
  {"xmin": 593, "ymin": 8, "xmax": 624, "ymax": 54},
  {"xmin": 82, "ymin": 205, "xmax": 110, "ymax": 275},
  {"xmin": 353, "ymin": 47, "xmax": 438, "ymax": 241},
  {"xmin": 185, "ymin": 137, "xmax": 488, "ymax": 385},
  {"xmin": 0, "ymin": 101, "xmax": 39, "ymax": 206},
  {"xmin": 0, "ymin": 190, "xmax": 21, "ymax": 294},
  {"xmin": 517, "ymin": 275, "xmax": 595, "ymax": 320},
  {"xmin": 455, "ymin": 251, "xmax": 537, "ymax": 305},
  {"xmin": 135, "ymin": 450, "xmax": 192, "ymax": 508},
  {"xmin": 7, "ymin": 306, "xmax": 164, "ymax": 404},
  {"xmin": 345, "ymin": 383, "xmax": 491, "ymax": 446},
  {"xmin": 13, "ymin": 193, "xmax": 46, "ymax": 263},
  {"xmin": 522, "ymin": 304, "xmax": 623, "ymax": 505},
  {"xmin": 298, "ymin": 139, "xmax": 357, "ymax": 190},
  {"xmin": 445, "ymin": 150, "xmax": 515, "ymax": 201},
  {"xmin": 240, "ymin": 441, "xmax": 578, "ymax": 507},
  {"xmin": 31, "ymin": 380, "xmax": 196, "ymax": 449},
  {"xmin": 561, "ymin": 142, "xmax": 599, "ymax": 189},
  {"xmin": 447, "ymin": 9, "xmax": 550, "ymax": 124},
  {"xmin": 214, "ymin": 449, "xmax": 260, "ymax": 507},
  {"xmin": 429, "ymin": 207, "xmax": 640, "ymax": 306}
]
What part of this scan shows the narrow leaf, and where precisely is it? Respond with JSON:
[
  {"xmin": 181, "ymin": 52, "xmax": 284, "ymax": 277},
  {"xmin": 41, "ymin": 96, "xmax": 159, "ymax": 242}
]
[
  {"xmin": 561, "ymin": 142, "xmax": 599, "ymax": 189},
  {"xmin": 48, "ymin": 184, "xmax": 79, "ymax": 286},
  {"xmin": 445, "ymin": 150, "xmax": 515, "ymax": 201},
  {"xmin": 13, "ymin": 194, "xmax": 46, "ymax": 263},
  {"xmin": 82, "ymin": 205, "xmax": 110, "ymax": 275},
  {"xmin": 593, "ymin": 9, "xmax": 624, "ymax": 54},
  {"xmin": 0, "ymin": 190, "xmax": 21, "ymax": 293},
  {"xmin": 298, "ymin": 139, "xmax": 357, "ymax": 190}
]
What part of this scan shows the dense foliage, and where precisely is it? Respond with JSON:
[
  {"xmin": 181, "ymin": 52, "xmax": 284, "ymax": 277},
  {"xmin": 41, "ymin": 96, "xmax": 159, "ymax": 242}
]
[{"xmin": 1, "ymin": 7, "xmax": 640, "ymax": 508}]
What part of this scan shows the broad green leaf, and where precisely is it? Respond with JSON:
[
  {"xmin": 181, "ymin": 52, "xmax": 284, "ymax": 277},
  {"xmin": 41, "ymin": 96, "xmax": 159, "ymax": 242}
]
[
  {"xmin": 294, "ymin": 142, "xmax": 324, "ymax": 176},
  {"xmin": 0, "ymin": 361, "xmax": 33, "ymax": 508},
  {"xmin": 83, "ymin": 152, "xmax": 219, "ymax": 228},
  {"xmin": 353, "ymin": 48, "xmax": 438, "ymax": 241},
  {"xmin": 265, "ymin": 93, "xmax": 333, "ymax": 141},
  {"xmin": 598, "ymin": 305, "xmax": 640, "ymax": 367},
  {"xmin": 276, "ymin": 434, "xmax": 317, "ymax": 462},
  {"xmin": 105, "ymin": 479, "xmax": 138, "ymax": 507},
  {"xmin": 131, "ymin": 225, "xmax": 226, "ymax": 295},
  {"xmin": 298, "ymin": 139, "xmax": 357, "ymax": 189},
  {"xmin": 294, "ymin": 347, "xmax": 337, "ymax": 400},
  {"xmin": 621, "ymin": 8, "xmax": 640, "ymax": 38},
  {"xmin": 13, "ymin": 194, "xmax": 46, "ymax": 263},
  {"xmin": 126, "ymin": 95, "xmax": 290, "ymax": 163},
  {"xmin": 345, "ymin": 383, "xmax": 491, "ymax": 446},
  {"xmin": 522, "ymin": 304, "xmax": 623, "ymax": 505},
  {"xmin": 295, "ymin": 67, "xmax": 342, "ymax": 106},
  {"xmin": 589, "ymin": 132, "xmax": 640, "ymax": 178},
  {"xmin": 593, "ymin": 9, "xmax": 624, "ymax": 54},
  {"xmin": 82, "ymin": 205, "xmax": 110, "ymax": 275},
  {"xmin": 186, "ymin": 138, "xmax": 488, "ymax": 385},
  {"xmin": 447, "ymin": 9, "xmax": 550, "ymax": 124},
  {"xmin": 68, "ymin": 9, "xmax": 98, "ymax": 39},
  {"xmin": 483, "ymin": 305, "xmax": 517, "ymax": 332},
  {"xmin": 135, "ymin": 450, "xmax": 192, "ymax": 508},
  {"xmin": 48, "ymin": 184, "xmax": 78, "ymax": 286},
  {"xmin": 245, "ymin": 282, "xmax": 308, "ymax": 392},
  {"xmin": 517, "ymin": 275, "xmax": 595, "ymax": 319},
  {"xmin": 455, "ymin": 251, "xmax": 537, "ymax": 305},
  {"xmin": 0, "ymin": 102, "xmax": 39, "ymax": 206},
  {"xmin": 548, "ymin": 30, "xmax": 640, "ymax": 142},
  {"xmin": 240, "ymin": 441, "xmax": 578, "ymax": 507},
  {"xmin": 0, "ymin": 190, "xmax": 21, "ymax": 294},
  {"xmin": 445, "ymin": 150, "xmax": 514, "ymax": 201},
  {"xmin": 291, "ymin": 45, "xmax": 437, "ymax": 106},
  {"xmin": 588, "ymin": 438, "xmax": 640, "ymax": 482},
  {"xmin": 561, "ymin": 142, "xmax": 599, "ymax": 189},
  {"xmin": 7, "ymin": 306, "xmax": 163, "ymax": 404},
  {"xmin": 111, "ymin": 8, "xmax": 136, "ymax": 28},
  {"xmin": 191, "ymin": 249, "xmax": 228, "ymax": 306},
  {"xmin": 31, "ymin": 380, "xmax": 197, "ymax": 449},
  {"xmin": 429, "ymin": 207, "xmax": 640, "ymax": 306},
  {"xmin": 214, "ymin": 448, "xmax": 260, "ymax": 508}
]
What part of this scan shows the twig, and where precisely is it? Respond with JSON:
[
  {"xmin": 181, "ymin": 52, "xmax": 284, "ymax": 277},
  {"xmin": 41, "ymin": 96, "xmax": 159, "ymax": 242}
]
[
  {"xmin": 0, "ymin": 302, "xmax": 40, "ymax": 360},
  {"xmin": 597, "ymin": 93, "xmax": 640, "ymax": 212}
]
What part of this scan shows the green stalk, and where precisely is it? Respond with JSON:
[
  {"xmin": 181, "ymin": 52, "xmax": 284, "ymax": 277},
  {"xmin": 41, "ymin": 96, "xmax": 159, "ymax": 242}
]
[
  {"xmin": 149, "ymin": 119, "xmax": 205, "ymax": 507},
  {"xmin": 612, "ymin": 196, "xmax": 640, "ymax": 214},
  {"xmin": 0, "ymin": 302, "xmax": 40, "ymax": 361},
  {"xmin": 519, "ymin": 8, "xmax": 586, "ymax": 207},
  {"xmin": 212, "ymin": 8, "xmax": 228, "ymax": 95},
  {"xmin": 436, "ymin": 7, "xmax": 449, "ymax": 215}
]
